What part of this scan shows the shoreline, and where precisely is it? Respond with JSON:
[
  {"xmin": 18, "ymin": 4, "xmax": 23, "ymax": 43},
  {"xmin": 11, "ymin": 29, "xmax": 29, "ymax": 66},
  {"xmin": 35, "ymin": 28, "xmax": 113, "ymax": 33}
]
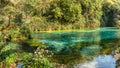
[{"xmin": 31, "ymin": 27, "xmax": 119, "ymax": 33}]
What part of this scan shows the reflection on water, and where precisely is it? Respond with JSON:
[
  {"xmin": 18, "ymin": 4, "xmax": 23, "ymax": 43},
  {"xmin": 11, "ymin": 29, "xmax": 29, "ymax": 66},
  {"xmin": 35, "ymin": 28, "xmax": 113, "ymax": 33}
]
[
  {"xmin": 80, "ymin": 45, "xmax": 101, "ymax": 60},
  {"xmin": 32, "ymin": 27, "xmax": 120, "ymax": 67},
  {"xmin": 94, "ymin": 55, "xmax": 116, "ymax": 68},
  {"xmin": 75, "ymin": 55, "xmax": 116, "ymax": 68},
  {"xmin": 74, "ymin": 61, "xmax": 97, "ymax": 68}
]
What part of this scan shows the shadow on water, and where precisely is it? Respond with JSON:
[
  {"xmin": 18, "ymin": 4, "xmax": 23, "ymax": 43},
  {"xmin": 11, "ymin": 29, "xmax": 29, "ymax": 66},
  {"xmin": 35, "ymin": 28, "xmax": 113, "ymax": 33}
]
[{"xmin": 18, "ymin": 41, "xmax": 37, "ymax": 53}]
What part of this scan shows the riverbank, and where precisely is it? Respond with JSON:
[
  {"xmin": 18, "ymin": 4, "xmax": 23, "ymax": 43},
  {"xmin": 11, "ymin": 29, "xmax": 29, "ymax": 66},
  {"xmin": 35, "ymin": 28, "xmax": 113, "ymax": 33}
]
[{"xmin": 30, "ymin": 27, "xmax": 119, "ymax": 33}]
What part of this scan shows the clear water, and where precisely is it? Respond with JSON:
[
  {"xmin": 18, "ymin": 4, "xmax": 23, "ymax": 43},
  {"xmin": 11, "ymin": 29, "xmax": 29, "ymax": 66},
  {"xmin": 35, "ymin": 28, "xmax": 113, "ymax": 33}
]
[{"xmin": 32, "ymin": 27, "xmax": 120, "ymax": 68}]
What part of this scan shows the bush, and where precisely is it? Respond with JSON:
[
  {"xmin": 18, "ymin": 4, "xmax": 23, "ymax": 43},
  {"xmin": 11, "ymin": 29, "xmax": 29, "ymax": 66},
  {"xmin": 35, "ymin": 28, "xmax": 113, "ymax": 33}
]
[{"xmin": 22, "ymin": 46, "xmax": 54, "ymax": 68}]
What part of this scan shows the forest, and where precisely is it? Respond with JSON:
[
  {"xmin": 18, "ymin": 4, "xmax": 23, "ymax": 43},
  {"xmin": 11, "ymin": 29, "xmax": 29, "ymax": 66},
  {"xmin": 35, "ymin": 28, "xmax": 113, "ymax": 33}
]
[{"xmin": 0, "ymin": 0, "xmax": 120, "ymax": 68}]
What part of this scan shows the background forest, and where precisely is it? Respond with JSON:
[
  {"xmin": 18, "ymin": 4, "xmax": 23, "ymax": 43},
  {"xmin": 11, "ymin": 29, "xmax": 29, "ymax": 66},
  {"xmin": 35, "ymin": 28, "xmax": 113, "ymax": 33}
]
[{"xmin": 0, "ymin": 0, "xmax": 120, "ymax": 33}]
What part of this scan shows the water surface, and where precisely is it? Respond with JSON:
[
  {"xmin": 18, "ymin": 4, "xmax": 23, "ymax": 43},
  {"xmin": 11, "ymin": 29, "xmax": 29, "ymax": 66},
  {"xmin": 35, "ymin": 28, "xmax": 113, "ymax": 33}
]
[{"xmin": 32, "ymin": 27, "xmax": 120, "ymax": 68}]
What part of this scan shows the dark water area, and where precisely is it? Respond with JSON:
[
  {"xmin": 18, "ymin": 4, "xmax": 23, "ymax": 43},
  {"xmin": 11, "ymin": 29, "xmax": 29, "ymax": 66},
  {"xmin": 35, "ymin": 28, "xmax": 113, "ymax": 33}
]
[{"xmin": 32, "ymin": 27, "xmax": 120, "ymax": 68}]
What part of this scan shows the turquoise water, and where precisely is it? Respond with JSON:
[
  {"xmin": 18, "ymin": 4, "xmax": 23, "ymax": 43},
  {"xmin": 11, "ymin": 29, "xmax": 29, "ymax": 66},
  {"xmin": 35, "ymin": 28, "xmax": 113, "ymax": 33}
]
[
  {"xmin": 32, "ymin": 27, "xmax": 120, "ymax": 67},
  {"xmin": 32, "ymin": 27, "xmax": 120, "ymax": 51}
]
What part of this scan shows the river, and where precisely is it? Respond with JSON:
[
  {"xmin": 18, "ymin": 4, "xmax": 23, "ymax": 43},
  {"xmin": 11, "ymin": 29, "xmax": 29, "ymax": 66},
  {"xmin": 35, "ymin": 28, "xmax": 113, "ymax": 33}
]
[{"xmin": 32, "ymin": 27, "xmax": 120, "ymax": 68}]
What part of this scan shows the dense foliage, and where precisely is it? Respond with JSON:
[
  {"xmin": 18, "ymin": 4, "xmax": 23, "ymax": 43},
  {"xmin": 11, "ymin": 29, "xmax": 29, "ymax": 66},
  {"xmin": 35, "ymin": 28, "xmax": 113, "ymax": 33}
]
[{"xmin": 0, "ymin": 0, "xmax": 120, "ymax": 33}]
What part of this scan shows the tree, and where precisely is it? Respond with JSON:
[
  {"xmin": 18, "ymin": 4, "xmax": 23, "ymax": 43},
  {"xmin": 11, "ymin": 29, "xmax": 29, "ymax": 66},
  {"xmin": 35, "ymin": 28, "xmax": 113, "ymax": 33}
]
[{"xmin": 47, "ymin": 0, "xmax": 82, "ymax": 23}]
